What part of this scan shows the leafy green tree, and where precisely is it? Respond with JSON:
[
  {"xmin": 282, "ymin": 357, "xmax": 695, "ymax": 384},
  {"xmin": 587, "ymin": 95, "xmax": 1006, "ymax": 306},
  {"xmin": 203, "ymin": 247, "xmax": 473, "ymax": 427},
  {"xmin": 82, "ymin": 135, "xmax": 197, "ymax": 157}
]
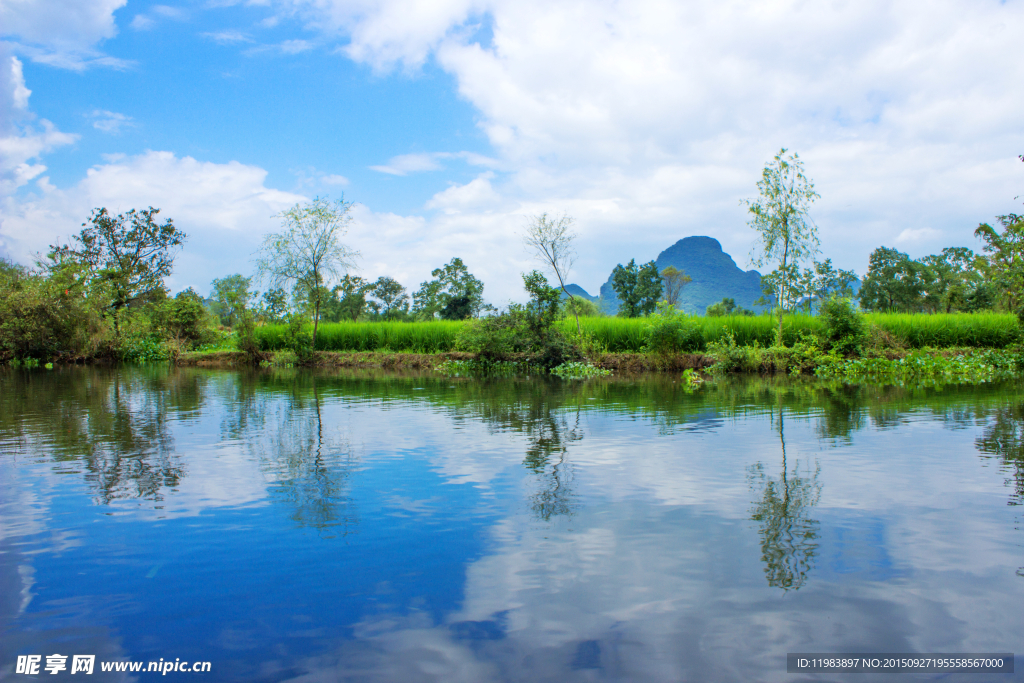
[
  {"xmin": 159, "ymin": 288, "xmax": 214, "ymax": 345},
  {"xmin": 808, "ymin": 259, "xmax": 858, "ymax": 304},
  {"xmin": 706, "ymin": 297, "xmax": 753, "ymax": 317},
  {"xmin": 762, "ymin": 260, "xmax": 858, "ymax": 313},
  {"xmin": 660, "ymin": 265, "xmax": 691, "ymax": 307},
  {"xmin": 412, "ymin": 258, "xmax": 487, "ymax": 320},
  {"xmin": 611, "ymin": 259, "xmax": 663, "ymax": 317},
  {"xmin": 209, "ymin": 274, "xmax": 254, "ymax": 327},
  {"xmin": 918, "ymin": 247, "xmax": 990, "ymax": 313},
  {"xmin": 0, "ymin": 257, "xmax": 107, "ymax": 361},
  {"xmin": 744, "ymin": 149, "xmax": 819, "ymax": 345},
  {"xmin": 255, "ymin": 196, "xmax": 358, "ymax": 348},
  {"xmin": 756, "ymin": 263, "xmax": 801, "ymax": 312},
  {"xmin": 858, "ymin": 247, "xmax": 925, "ymax": 312},
  {"xmin": 366, "ymin": 276, "xmax": 410, "ymax": 319},
  {"xmin": 49, "ymin": 206, "xmax": 186, "ymax": 338},
  {"xmin": 317, "ymin": 275, "xmax": 370, "ymax": 322},
  {"xmin": 257, "ymin": 288, "xmax": 289, "ymax": 323},
  {"xmin": 975, "ymin": 213, "xmax": 1024, "ymax": 317}
]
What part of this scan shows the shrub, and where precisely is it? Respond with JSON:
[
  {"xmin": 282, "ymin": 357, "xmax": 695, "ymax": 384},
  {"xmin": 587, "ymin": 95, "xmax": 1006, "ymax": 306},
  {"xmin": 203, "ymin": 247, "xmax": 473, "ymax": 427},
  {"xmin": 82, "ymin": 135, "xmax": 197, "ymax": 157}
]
[
  {"xmin": 819, "ymin": 297, "xmax": 866, "ymax": 355},
  {"xmin": 157, "ymin": 288, "xmax": 217, "ymax": 347},
  {"xmin": 456, "ymin": 271, "xmax": 580, "ymax": 368},
  {"xmin": 644, "ymin": 313, "xmax": 701, "ymax": 354},
  {"xmin": 706, "ymin": 333, "xmax": 762, "ymax": 374},
  {"xmin": 0, "ymin": 259, "xmax": 109, "ymax": 362}
]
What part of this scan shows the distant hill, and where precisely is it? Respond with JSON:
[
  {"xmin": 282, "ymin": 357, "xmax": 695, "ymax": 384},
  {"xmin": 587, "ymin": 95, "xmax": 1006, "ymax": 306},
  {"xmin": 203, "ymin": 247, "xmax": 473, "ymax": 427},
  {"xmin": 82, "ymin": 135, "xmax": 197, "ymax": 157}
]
[
  {"xmin": 580, "ymin": 236, "xmax": 764, "ymax": 315},
  {"xmin": 560, "ymin": 283, "xmax": 599, "ymax": 301}
]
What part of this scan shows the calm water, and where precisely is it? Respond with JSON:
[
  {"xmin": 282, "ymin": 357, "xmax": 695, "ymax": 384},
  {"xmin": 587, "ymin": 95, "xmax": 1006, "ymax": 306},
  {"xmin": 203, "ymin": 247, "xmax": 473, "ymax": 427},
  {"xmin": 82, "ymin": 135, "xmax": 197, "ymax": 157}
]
[{"xmin": 1, "ymin": 367, "xmax": 1023, "ymax": 682}]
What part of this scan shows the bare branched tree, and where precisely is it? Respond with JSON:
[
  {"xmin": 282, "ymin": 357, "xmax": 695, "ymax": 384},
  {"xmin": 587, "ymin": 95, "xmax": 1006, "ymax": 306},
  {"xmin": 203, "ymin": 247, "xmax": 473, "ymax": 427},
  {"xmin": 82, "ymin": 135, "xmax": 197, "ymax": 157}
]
[
  {"xmin": 255, "ymin": 196, "xmax": 359, "ymax": 348},
  {"xmin": 524, "ymin": 212, "xmax": 581, "ymax": 333}
]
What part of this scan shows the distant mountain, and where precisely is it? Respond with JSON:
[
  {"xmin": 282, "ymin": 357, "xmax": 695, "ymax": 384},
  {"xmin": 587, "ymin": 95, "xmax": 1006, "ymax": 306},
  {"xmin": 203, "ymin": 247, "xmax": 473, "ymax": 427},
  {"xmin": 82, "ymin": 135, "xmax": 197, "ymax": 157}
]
[
  {"xmin": 560, "ymin": 283, "xmax": 598, "ymax": 301},
  {"xmin": 586, "ymin": 236, "xmax": 766, "ymax": 315}
]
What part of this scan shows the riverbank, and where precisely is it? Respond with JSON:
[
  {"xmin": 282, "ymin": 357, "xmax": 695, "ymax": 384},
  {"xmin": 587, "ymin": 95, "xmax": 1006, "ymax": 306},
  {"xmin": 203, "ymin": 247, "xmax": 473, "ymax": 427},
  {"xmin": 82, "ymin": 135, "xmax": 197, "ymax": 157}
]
[{"xmin": 177, "ymin": 349, "xmax": 717, "ymax": 372}]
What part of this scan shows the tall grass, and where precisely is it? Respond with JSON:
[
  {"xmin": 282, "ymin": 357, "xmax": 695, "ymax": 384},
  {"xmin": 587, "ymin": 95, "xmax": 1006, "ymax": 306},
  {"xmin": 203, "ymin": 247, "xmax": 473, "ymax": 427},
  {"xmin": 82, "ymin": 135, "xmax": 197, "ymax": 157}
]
[
  {"xmin": 866, "ymin": 312, "xmax": 1019, "ymax": 349},
  {"xmin": 253, "ymin": 312, "xmax": 1020, "ymax": 353},
  {"xmin": 256, "ymin": 321, "xmax": 463, "ymax": 353},
  {"xmin": 556, "ymin": 314, "xmax": 821, "ymax": 352}
]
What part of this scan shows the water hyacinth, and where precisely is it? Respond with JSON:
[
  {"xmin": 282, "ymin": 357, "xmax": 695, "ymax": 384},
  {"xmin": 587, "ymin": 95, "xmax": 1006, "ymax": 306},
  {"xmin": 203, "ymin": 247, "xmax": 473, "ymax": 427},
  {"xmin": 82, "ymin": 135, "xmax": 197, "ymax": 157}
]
[
  {"xmin": 549, "ymin": 362, "xmax": 611, "ymax": 378},
  {"xmin": 814, "ymin": 348, "xmax": 1024, "ymax": 387}
]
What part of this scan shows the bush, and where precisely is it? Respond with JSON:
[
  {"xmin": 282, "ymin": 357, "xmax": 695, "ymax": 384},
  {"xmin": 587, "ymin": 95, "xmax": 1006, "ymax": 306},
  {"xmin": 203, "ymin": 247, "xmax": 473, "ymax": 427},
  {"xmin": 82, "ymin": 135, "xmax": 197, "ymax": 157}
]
[
  {"xmin": 235, "ymin": 310, "xmax": 266, "ymax": 364},
  {"xmin": 157, "ymin": 288, "xmax": 217, "ymax": 347},
  {"xmin": 284, "ymin": 314, "xmax": 315, "ymax": 363},
  {"xmin": 644, "ymin": 313, "xmax": 701, "ymax": 355},
  {"xmin": 456, "ymin": 271, "xmax": 580, "ymax": 368},
  {"xmin": 706, "ymin": 333, "xmax": 762, "ymax": 374},
  {"xmin": 819, "ymin": 297, "xmax": 866, "ymax": 355},
  {"xmin": 0, "ymin": 259, "xmax": 108, "ymax": 362}
]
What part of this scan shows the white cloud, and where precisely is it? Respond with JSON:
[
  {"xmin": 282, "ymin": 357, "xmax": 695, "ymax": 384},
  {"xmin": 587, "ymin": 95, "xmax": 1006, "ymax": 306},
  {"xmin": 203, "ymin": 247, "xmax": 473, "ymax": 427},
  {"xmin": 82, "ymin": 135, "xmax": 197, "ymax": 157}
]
[
  {"xmin": 89, "ymin": 109, "xmax": 135, "ymax": 134},
  {"xmin": 202, "ymin": 30, "xmax": 252, "ymax": 44},
  {"xmin": 426, "ymin": 172, "xmax": 499, "ymax": 213},
  {"xmin": 0, "ymin": 0, "xmax": 129, "ymax": 70},
  {"xmin": 267, "ymin": 0, "xmax": 1024, "ymax": 289},
  {"xmin": 130, "ymin": 14, "xmax": 155, "ymax": 30},
  {"xmin": 896, "ymin": 226, "xmax": 942, "ymax": 245},
  {"xmin": 0, "ymin": 151, "xmax": 305, "ymax": 292},
  {"xmin": 370, "ymin": 151, "xmax": 500, "ymax": 176},
  {"xmin": 0, "ymin": 119, "xmax": 79, "ymax": 195},
  {"xmin": 9, "ymin": 55, "xmax": 29, "ymax": 109},
  {"xmin": 279, "ymin": 38, "xmax": 313, "ymax": 54},
  {"xmin": 370, "ymin": 152, "xmax": 445, "ymax": 175},
  {"xmin": 321, "ymin": 174, "xmax": 349, "ymax": 186},
  {"xmin": 151, "ymin": 5, "xmax": 186, "ymax": 19}
]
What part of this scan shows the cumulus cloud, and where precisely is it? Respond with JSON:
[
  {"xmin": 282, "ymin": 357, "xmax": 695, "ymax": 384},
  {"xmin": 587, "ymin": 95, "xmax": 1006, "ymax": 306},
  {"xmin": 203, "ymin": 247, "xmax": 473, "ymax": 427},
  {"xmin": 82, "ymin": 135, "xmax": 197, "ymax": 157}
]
[
  {"xmin": 271, "ymin": 0, "xmax": 1024, "ymax": 283},
  {"xmin": 0, "ymin": 0, "xmax": 130, "ymax": 70},
  {"xmin": 0, "ymin": 151, "xmax": 305, "ymax": 291},
  {"xmin": 0, "ymin": 53, "xmax": 78, "ymax": 200}
]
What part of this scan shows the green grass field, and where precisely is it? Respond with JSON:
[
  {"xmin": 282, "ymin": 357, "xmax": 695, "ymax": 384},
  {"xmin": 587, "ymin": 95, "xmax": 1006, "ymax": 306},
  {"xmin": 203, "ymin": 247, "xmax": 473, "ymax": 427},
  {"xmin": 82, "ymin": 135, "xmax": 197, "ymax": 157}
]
[{"xmin": 253, "ymin": 312, "xmax": 1020, "ymax": 353}]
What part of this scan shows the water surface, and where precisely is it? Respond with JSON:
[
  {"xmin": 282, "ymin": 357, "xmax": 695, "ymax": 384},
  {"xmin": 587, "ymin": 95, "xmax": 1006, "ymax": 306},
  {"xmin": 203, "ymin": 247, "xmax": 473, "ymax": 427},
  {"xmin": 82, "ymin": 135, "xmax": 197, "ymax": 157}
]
[{"xmin": 1, "ymin": 367, "xmax": 1022, "ymax": 681}]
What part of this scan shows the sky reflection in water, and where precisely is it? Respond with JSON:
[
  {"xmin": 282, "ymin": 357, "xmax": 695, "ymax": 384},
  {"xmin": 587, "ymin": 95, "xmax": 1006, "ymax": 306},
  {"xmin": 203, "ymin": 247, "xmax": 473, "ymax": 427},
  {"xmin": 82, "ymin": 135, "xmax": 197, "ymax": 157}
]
[{"xmin": 1, "ymin": 367, "xmax": 1022, "ymax": 682}]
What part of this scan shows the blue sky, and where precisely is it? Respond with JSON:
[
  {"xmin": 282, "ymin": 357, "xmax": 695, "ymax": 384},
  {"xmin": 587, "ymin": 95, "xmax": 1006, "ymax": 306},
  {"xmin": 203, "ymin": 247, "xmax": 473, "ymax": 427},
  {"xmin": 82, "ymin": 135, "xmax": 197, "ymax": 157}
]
[{"xmin": 1, "ymin": 0, "xmax": 1023, "ymax": 304}]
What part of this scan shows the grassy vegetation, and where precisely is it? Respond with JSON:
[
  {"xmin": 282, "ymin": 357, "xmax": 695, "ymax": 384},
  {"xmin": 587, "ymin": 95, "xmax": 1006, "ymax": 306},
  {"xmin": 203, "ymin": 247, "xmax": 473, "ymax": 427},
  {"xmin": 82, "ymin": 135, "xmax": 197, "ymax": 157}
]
[
  {"xmin": 863, "ymin": 312, "xmax": 1019, "ymax": 349},
  {"xmin": 256, "ymin": 320, "xmax": 464, "ymax": 353},
  {"xmin": 252, "ymin": 312, "xmax": 1020, "ymax": 354}
]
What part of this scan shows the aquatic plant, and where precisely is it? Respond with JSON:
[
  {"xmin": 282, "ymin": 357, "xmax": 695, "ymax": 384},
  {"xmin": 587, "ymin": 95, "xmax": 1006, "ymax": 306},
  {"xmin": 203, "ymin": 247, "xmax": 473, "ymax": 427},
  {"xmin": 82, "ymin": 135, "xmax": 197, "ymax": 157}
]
[{"xmin": 550, "ymin": 362, "xmax": 611, "ymax": 378}]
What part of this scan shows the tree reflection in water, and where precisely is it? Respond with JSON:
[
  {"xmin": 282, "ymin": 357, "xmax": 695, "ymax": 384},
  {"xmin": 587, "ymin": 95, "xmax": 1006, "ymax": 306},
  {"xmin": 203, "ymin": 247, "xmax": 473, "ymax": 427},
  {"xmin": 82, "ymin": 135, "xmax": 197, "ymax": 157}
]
[
  {"xmin": 248, "ymin": 378, "xmax": 358, "ymax": 537},
  {"xmin": 975, "ymin": 403, "xmax": 1024, "ymax": 576},
  {"xmin": 749, "ymin": 407, "xmax": 821, "ymax": 591},
  {"xmin": 523, "ymin": 409, "xmax": 583, "ymax": 521}
]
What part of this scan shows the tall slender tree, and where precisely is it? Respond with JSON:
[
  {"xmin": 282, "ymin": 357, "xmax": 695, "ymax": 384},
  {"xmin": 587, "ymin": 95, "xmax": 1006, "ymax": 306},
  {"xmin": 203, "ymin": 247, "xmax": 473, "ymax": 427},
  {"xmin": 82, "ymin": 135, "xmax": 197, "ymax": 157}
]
[
  {"xmin": 255, "ymin": 196, "xmax": 358, "ymax": 349},
  {"xmin": 524, "ymin": 213, "xmax": 581, "ymax": 332},
  {"xmin": 744, "ymin": 149, "xmax": 819, "ymax": 345}
]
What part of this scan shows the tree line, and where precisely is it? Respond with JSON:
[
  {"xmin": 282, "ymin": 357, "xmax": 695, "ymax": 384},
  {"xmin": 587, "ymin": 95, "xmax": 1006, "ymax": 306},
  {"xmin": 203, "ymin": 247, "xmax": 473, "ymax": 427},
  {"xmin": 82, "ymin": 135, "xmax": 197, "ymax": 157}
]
[{"xmin": 1, "ymin": 153, "xmax": 1021, "ymax": 364}]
